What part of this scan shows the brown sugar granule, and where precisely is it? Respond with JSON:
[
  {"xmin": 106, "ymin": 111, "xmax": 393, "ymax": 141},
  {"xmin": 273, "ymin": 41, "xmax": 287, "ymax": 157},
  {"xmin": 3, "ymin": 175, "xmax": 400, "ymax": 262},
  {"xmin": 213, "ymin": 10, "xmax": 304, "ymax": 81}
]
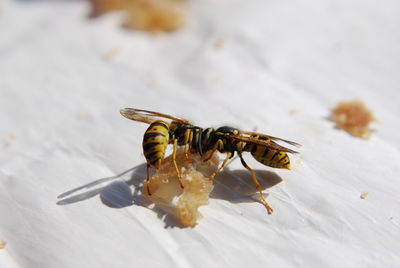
[
  {"xmin": 0, "ymin": 240, "xmax": 6, "ymax": 249},
  {"xmin": 331, "ymin": 100, "xmax": 375, "ymax": 139},
  {"xmin": 143, "ymin": 150, "xmax": 219, "ymax": 227}
]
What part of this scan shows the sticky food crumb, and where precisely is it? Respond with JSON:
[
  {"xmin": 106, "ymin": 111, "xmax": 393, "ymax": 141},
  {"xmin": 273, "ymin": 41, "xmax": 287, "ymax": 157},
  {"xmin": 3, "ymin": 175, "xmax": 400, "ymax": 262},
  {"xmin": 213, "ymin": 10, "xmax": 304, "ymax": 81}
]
[
  {"xmin": 90, "ymin": 0, "xmax": 185, "ymax": 32},
  {"xmin": 123, "ymin": 0, "xmax": 185, "ymax": 32},
  {"xmin": 143, "ymin": 149, "xmax": 219, "ymax": 227},
  {"xmin": 360, "ymin": 192, "xmax": 368, "ymax": 199},
  {"xmin": 331, "ymin": 100, "xmax": 375, "ymax": 139},
  {"xmin": 0, "ymin": 240, "xmax": 6, "ymax": 249},
  {"xmin": 88, "ymin": 0, "xmax": 125, "ymax": 17}
]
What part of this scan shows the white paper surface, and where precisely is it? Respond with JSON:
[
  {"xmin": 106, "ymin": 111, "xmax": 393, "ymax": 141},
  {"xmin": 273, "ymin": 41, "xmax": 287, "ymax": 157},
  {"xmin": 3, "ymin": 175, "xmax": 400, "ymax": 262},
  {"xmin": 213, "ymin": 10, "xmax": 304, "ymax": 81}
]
[{"xmin": 1, "ymin": 0, "xmax": 400, "ymax": 267}]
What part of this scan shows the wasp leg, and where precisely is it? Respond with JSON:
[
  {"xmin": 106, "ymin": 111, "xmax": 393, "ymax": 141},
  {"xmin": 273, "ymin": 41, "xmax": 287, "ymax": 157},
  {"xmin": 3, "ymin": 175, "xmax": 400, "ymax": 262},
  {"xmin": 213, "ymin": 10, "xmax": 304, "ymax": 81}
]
[
  {"xmin": 172, "ymin": 138, "xmax": 184, "ymax": 188},
  {"xmin": 188, "ymin": 130, "xmax": 194, "ymax": 156},
  {"xmin": 146, "ymin": 163, "xmax": 152, "ymax": 195},
  {"xmin": 183, "ymin": 129, "xmax": 193, "ymax": 159},
  {"xmin": 209, "ymin": 152, "xmax": 232, "ymax": 181},
  {"xmin": 238, "ymin": 152, "xmax": 274, "ymax": 214},
  {"xmin": 203, "ymin": 139, "xmax": 223, "ymax": 162}
]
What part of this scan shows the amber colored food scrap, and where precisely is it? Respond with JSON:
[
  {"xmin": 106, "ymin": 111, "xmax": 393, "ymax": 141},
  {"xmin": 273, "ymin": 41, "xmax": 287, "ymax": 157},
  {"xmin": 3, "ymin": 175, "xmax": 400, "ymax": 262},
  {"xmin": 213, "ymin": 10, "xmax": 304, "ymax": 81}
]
[
  {"xmin": 331, "ymin": 100, "xmax": 375, "ymax": 139},
  {"xmin": 144, "ymin": 150, "xmax": 219, "ymax": 227},
  {"xmin": 0, "ymin": 240, "xmax": 6, "ymax": 249},
  {"xmin": 360, "ymin": 192, "xmax": 369, "ymax": 199},
  {"xmin": 88, "ymin": 0, "xmax": 125, "ymax": 17},
  {"xmin": 89, "ymin": 0, "xmax": 185, "ymax": 32},
  {"xmin": 123, "ymin": 0, "xmax": 185, "ymax": 32}
]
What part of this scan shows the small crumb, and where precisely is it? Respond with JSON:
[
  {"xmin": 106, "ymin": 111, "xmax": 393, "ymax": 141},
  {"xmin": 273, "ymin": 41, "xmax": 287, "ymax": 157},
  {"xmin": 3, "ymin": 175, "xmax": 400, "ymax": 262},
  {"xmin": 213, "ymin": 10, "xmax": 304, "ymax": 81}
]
[
  {"xmin": 103, "ymin": 47, "xmax": 120, "ymax": 61},
  {"xmin": 389, "ymin": 216, "xmax": 394, "ymax": 221},
  {"xmin": 211, "ymin": 75, "xmax": 220, "ymax": 83},
  {"xmin": 214, "ymin": 39, "xmax": 224, "ymax": 49},
  {"xmin": 331, "ymin": 100, "xmax": 375, "ymax": 139},
  {"xmin": 78, "ymin": 109, "xmax": 89, "ymax": 117},
  {"xmin": 147, "ymin": 80, "xmax": 157, "ymax": 88},
  {"xmin": 4, "ymin": 135, "xmax": 15, "ymax": 146},
  {"xmin": 360, "ymin": 192, "xmax": 368, "ymax": 199},
  {"xmin": 0, "ymin": 240, "xmax": 6, "ymax": 249},
  {"xmin": 290, "ymin": 109, "xmax": 300, "ymax": 115}
]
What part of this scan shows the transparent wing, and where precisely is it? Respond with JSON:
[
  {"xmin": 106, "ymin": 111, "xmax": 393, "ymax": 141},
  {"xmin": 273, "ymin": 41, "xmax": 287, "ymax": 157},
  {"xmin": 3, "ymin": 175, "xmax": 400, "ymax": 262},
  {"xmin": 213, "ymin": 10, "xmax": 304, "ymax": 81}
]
[
  {"xmin": 120, "ymin": 108, "xmax": 191, "ymax": 124},
  {"xmin": 231, "ymin": 135, "xmax": 299, "ymax": 154},
  {"xmin": 240, "ymin": 131, "xmax": 301, "ymax": 147}
]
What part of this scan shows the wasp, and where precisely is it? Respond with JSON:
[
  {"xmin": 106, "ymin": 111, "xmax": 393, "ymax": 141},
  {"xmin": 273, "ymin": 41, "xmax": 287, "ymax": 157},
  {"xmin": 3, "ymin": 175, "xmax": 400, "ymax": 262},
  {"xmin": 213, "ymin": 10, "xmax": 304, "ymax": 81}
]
[
  {"xmin": 120, "ymin": 108, "xmax": 204, "ymax": 195},
  {"xmin": 200, "ymin": 126, "xmax": 300, "ymax": 213},
  {"xmin": 120, "ymin": 108, "xmax": 300, "ymax": 214}
]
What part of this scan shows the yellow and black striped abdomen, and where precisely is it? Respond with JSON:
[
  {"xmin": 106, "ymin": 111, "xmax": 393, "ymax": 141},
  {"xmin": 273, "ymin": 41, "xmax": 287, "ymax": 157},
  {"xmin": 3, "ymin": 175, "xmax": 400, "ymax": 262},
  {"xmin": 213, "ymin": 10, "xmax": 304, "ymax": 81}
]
[
  {"xmin": 250, "ymin": 145, "xmax": 291, "ymax": 169},
  {"xmin": 142, "ymin": 120, "xmax": 169, "ymax": 169},
  {"xmin": 244, "ymin": 136, "xmax": 291, "ymax": 170}
]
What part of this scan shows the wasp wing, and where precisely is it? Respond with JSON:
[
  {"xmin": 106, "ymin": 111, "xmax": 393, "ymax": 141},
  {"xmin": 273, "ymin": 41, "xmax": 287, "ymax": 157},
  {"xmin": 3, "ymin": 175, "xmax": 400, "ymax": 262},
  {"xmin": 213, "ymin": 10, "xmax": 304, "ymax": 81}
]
[
  {"xmin": 240, "ymin": 131, "xmax": 301, "ymax": 147},
  {"xmin": 231, "ymin": 135, "xmax": 299, "ymax": 154},
  {"xmin": 120, "ymin": 108, "xmax": 191, "ymax": 124}
]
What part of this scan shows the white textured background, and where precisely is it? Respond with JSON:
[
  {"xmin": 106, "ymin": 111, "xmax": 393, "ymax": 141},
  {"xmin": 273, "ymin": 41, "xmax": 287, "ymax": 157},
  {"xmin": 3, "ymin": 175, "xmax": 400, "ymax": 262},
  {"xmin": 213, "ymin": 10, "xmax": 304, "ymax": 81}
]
[{"xmin": 1, "ymin": 0, "xmax": 400, "ymax": 267}]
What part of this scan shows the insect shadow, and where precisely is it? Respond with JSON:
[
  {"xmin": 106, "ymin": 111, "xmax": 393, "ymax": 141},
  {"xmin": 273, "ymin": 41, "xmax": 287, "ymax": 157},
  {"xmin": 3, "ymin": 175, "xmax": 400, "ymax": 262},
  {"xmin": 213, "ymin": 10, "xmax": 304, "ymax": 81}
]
[
  {"xmin": 57, "ymin": 164, "xmax": 282, "ymax": 228},
  {"xmin": 56, "ymin": 164, "xmax": 147, "ymax": 207},
  {"xmin": 211, "ymin": 168, "xmax": 282, "ymax": 203}
]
